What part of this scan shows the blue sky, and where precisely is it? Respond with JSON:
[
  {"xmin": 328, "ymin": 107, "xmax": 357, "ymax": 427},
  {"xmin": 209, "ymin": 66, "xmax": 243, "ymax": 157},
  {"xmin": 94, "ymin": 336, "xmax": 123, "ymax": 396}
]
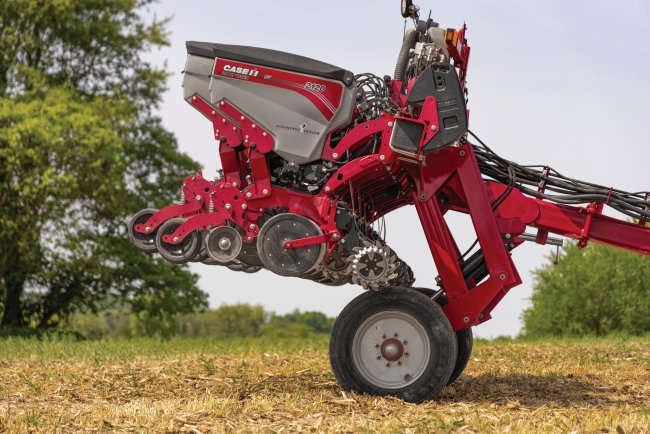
[{"xmin": 147, "ymin": 0, "xmax": 650, "ymax": 337}]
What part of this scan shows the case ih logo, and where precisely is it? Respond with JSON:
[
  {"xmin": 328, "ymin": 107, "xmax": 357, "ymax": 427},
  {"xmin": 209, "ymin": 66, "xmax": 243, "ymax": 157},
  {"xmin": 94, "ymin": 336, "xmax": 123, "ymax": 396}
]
[
  {"xmin": 214, "ymin": 58, "xmax": 343, "ymax": 121},
  {"xmin": 222, "ymin": 64, "xmax": 259, "ymax": 78}
]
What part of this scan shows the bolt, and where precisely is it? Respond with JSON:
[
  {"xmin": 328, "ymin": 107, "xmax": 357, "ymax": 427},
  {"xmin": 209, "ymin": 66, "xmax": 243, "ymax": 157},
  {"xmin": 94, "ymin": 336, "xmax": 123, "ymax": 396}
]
[
  {"xmin": 403, "ymin": 340, "xmax": 408, "ymax": 345},
  {"xmin": 386, "ymin": 363, "xmax": 391, "ymax": 367},
  {"xmin": 464, "ymin": 317, "xmax": 470, "ymax": 323},
  {"xmin": 431, "ymin": 125, "xmax": 437, "ymax": 131},
  {"xmin": 225, "ymin": 203, "xmax": 231, "ymax": 209},
  {"xmin": 262, "ymin": 189, "xmax": 269, "ymax": 196},
  {"xmin": 246, "ymin": 236, "xmax": 252, "ymax": 241},
  {"xmin": 505, "ymin": 233, "xmax": 512, "ymax": 239},
  {"xmin": 324, "ymin": 186, "xmax": 331, "ymax": 193},
  {"xmin": 387, "ymin": 121, "xmax": 393, "ymax": 127},
  {"xmin": 375, "ymin": 343, "xmax": 380, "ymax": 348},
  {"xmin": 251, "ymin": 124, "xmax": 256, "ymax": 129},
  {"xmin": 332, "ymin": 152, "xmax": 339, "ymax": 159},
  {"xmin": 173, "ymin": 237, "xmax": 179, "ymax": 243},
  {"xmin": 394, "ymin": 332, "xmax": 399, "ymax": 337},
  {"xmin": 232, "ymin": 126, "xmax": 237, "ymax": 131},
  {"xmin": 420, "ymin": 194, "xmax": 426, "ymax": 200},
  {"xmin": 240, "ymin": 116, "xmax": 245, "ymax": 120},
  {"xmin": 499, "ymin": 273, "xmax": 506, "ymax": 281},
  {"xmin": 263, "ymin": 132, "xmax": 267, "ymax": 137},
  {"xmin": 404, "ymin": 352, "xmax": 409, "ymax": 357},
  {"xmin": 478, "ymin": 313, "xmax": 484, "ymax": 319},
  {"xmin": 145, "ymin": 226, "xmax": 152, "ymax": 234},
  {"xmin": 376, "ymin": 355, "xmax": 381, "ymax": 360},
  {"xmin": 341, "ymin": 238, "xmax": 346, "ymax": 244},
  {"xmin": 241, "ymin": 204, "xmax": 248, "ymax": 210},
  {"xmin": 459, "ymin": 150, "xmax": 466, "ymax": 157},
  {"xmin": 232, "ymin": 181, "xmax": 239, "ymax": 188},
  {"xmin": 246, "ymin": 192, "xmax": 253, "ymax": 199},
  {"xmin": 404, "ymin": 374, "xmax": 412, "ymax": 381},
  {"xmin": 331, "ymin": 233, "xmax": 340, "ymax": 240},
  {"xmin": 222, "ymin": 119, "xmax": 226, "ymax": 124},
  {"xmin": 220, "ymin": 101, "xmax": 224, "ymax": 106},
  {"xmin": 379, "ymin": 155, "xmax": 386, "ymax": 161},
  {"xmin": 397, "ymin": 361, "xmax": 402, "ymax": 366},
  {"xmin": 259, "ymin": 208, "xmax": 264, "ymax": 212},
  {"xmin": 249, "ymin": 224, "xmax": 256, "ymax": 230},
  {"xmin": 211, "ymin": 110, "xmax": 215, "ymax": 115},
  {"xmin": 382, "ymin": 334, "xmax": 386, "ymax": 339}
]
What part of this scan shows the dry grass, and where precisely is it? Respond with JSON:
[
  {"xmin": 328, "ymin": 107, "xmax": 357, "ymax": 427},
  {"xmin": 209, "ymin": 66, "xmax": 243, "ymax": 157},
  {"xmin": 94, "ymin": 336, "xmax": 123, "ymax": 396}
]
[{"xmin": 1, "ymin": 336, "xmax": 650, "ymax": 433}]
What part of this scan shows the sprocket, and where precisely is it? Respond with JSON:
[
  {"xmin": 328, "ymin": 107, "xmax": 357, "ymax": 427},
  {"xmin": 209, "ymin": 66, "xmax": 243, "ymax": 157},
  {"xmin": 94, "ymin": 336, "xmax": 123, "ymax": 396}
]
[{"xmin": 348, "ymin": 240, "xmax": 399, "ymax": 290}]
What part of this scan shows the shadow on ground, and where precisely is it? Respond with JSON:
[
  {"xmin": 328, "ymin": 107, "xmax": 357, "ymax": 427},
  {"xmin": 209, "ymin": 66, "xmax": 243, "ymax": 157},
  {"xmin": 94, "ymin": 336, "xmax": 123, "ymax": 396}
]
[{"xmin": 443, "ymin": 372, "xmax": 624, "ymax": 408}]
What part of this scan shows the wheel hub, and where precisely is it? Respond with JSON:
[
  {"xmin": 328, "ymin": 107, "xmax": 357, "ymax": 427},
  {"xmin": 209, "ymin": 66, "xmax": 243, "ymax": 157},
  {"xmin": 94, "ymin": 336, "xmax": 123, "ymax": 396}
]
[
  {"xmin": 218, "ymin": 237, "xmax": 232, "ymax": 250},
  {"xmin": 380, "ymin": 338, "xmax": 404, "ymax": 361}
]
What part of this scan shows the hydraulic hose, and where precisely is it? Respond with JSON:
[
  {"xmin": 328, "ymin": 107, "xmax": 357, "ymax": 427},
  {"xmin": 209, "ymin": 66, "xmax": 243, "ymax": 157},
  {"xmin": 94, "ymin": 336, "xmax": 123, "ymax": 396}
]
[{"xmin": 394, "ymin": 28, "xmax": 417, "ymax": 82}]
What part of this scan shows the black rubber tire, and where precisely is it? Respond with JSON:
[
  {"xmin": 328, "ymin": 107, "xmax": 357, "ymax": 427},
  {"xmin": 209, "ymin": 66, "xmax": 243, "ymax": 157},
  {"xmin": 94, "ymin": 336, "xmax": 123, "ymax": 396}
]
[
  {"xmin": 329, "ymin": 287, "xmax": 457, "ymax": 403},
  {"xmin": 128, "ymin": 208, "xmax": 159, "ymax": 253},
  {"xmin": 191, "ymin": 231, "xmax": 210, "ymax": 262},
  {"xmin": 155, "ymin": 218, "xmax": 202, "ymax": 264},
  {"xmin": 413, "ymin": 288, "xmax": 474, "ymax": 385}
]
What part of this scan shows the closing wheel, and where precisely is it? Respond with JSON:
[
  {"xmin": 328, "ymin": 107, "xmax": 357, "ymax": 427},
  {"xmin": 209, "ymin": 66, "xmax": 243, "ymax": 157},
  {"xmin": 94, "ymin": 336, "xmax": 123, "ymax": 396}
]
[
  {"xmin": 413, "ymin": 288, "xmax": 474, "ymax": 385},
  {"xmin": 329, "ymin": 287, "xmax": 457, "ymax": 403},
  {"xmin": 128, "ymin": 208, "xmax": 159, "ymax": 253},
  {"xmin": 155, "ymin": 218, "xmax": 202, "ymax": 264}
]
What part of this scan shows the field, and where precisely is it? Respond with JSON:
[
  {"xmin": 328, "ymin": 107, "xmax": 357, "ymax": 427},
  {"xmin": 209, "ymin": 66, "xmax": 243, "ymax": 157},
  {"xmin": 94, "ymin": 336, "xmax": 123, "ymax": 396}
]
[{"xmin": 1, "ymin": 336, "xmax": 650, "ymax": 433}]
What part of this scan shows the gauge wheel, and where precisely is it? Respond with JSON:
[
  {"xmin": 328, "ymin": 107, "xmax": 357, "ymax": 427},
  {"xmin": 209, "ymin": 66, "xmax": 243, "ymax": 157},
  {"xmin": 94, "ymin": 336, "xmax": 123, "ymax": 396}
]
[
  {"xmin": 128, "ymin": 208, "xmax": 159, "ymax": 253},
  {"xmin": 155, "ymin": 218, "xmax": 202, "ymax": 264},
  {"xmin": 329, "ymin": 287, "xmax": 457, "ymax": 403}
]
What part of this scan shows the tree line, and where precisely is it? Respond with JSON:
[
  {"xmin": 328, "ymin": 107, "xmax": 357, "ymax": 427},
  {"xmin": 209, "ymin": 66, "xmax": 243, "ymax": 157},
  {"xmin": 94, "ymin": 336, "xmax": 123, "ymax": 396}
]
[{"xmin": 66, "ymin": 304, "xmax": 335, "ymax": 339}]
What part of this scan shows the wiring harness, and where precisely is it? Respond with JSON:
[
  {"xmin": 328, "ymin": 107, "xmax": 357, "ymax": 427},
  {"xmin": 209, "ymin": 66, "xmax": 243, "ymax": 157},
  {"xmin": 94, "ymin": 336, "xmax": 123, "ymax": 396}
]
[{"xmin": 470, "ymin": 131, "xmax": 650, "ymax": 222}]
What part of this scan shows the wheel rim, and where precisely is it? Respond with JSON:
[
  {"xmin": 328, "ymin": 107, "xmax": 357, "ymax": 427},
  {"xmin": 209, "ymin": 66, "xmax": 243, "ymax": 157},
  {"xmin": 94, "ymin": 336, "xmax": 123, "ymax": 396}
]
[{"xmin": 352, "ymin": 310, "xmax": 431, "ymax": 390}]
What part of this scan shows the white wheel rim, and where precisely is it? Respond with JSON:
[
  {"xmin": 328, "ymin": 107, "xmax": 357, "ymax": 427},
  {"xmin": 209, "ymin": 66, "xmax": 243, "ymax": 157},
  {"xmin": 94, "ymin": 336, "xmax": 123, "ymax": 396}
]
[{"xmin": 352, "ymin": 310, "xmax": 431, "ymax": 389}]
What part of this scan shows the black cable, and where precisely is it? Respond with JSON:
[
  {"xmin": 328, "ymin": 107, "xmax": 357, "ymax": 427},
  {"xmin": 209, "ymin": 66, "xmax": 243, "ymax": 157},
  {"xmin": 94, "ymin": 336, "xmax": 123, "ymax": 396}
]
[{"xmin": 468, "ymin": 130, "xmax": 650, "ymax": 221}]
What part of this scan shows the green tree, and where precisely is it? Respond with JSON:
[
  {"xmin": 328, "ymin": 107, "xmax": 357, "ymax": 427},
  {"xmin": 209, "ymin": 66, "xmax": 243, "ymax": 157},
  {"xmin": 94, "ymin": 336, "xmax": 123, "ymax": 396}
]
[
  {"xmin": 522, "ymin": 243, "xmax": 650, "ymax": 337},
  {"xmin": 206, "ymin": 304, "xmax": 267, "ymax": 338},
  {"xmin": 0, "ymin": 0, "xmax": 207, "ymax": 328}
]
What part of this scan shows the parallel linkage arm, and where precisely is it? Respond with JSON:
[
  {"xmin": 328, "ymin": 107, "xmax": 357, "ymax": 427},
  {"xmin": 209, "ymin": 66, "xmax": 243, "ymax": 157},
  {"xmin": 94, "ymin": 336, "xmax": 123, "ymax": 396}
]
[{"xmin": 407, "ymin": 143, "xmax": 650, "ymax": 331}]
